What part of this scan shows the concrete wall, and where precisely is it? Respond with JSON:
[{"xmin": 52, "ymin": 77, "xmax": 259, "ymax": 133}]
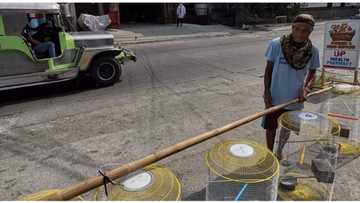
[
  {"xmin": 299, "ymin": 6, "xmax": 360, "ymax": 20},
  {"xmin": 163, "ymin": 3, "xmax": 211, "ymax": 25}
]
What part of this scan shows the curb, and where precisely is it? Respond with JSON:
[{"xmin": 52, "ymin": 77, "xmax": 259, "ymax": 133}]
[
  {"xmin": 271, "ymin": 21, "xmax": 327, "ymax": 31},
  {"xmin": 114, "ymin": 32, "xmax": 231, "ymax": 45}
]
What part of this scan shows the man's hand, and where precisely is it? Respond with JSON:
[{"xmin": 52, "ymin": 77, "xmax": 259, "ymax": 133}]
[
  {"xmin": 263, "ymin": 92, "xmax": 272, "ymax": 109},
  {"xmin": 28, "ymin": 36, "xmax": 41, "ymax": 46},
  {"xmin": 301, "ymin": 69, "xmax": 316, "ymax": 102},
  {"xmin": 298, "ymin": 86, "xmax": 311, "ymax": 102}
]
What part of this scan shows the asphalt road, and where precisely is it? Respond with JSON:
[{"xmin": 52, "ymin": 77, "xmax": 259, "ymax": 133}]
[{"xmin": 0, "ymin": 23, "xmax": 359, "ymax": 200}]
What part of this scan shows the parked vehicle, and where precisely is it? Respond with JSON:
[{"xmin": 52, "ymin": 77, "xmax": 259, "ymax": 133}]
[{"xmin": 0, "ymin": 3, "xmax": 136, "ymax": 91}]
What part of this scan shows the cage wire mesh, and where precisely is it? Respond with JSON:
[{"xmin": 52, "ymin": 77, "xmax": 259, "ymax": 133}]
[
  {"xmin": 275, "ymin": 111, "xmax": 341, "ymax": 201},
  {"xmin": 277, "ymin": 172, "xmax": 330, "ymax": 200},
  {"xmin": 205, "ymin": 139, "xmax": 279, "ymax": 201},
  {"xmin": 319, "ymin": 136, "xmax": 360, "ymax": 169},
  {"xmin": 277, "ymin": 139, "xmax": 339, "ymax": 200},
  {"xmin": 319, "ymin": 91, "xmax": 360, "ymax": 141},
  {"xmin": 316, "ymin": 77, "xmax": 360, "ymax": 172}
]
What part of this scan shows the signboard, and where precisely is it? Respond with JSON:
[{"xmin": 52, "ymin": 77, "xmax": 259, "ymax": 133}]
[
  {"xmin": 323, "ymin": 49, "xmax": 358, "ymax": 69},
  {"xmin": 323, "ymin": 20, "xmax": 360, "ymax": 70}
]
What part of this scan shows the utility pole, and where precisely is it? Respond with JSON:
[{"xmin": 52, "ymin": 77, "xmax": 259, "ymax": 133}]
[
  {"xmin": 60, "ymin": 3, "xmax": 78, "ymax": 31},
  {"xmin": 98, "ymin": 3, "xmax": 104, "ymax": 15}
]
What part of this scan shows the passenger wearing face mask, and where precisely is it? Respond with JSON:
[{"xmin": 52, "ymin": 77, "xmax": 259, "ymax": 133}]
[{"xmin": 22, "ymin": 13, "xmax": 56, "ymax": 58}]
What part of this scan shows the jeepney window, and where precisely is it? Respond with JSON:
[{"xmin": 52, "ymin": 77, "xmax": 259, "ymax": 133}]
[{"xmin": 2, "ymin": 13, "xmax": 28, "ymax": 36}]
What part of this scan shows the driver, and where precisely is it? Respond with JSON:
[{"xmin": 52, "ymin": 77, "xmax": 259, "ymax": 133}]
[{"xmin": 22, "ymin": 13, "xmax": 56, "ymax": 58}]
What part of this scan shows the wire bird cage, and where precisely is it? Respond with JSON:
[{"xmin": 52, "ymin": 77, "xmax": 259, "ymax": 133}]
[
  {"xmin": 274, "ymin": 111, "xmax": 341, "ymax": 201},
  {"xmin": 278, "ymin": 135, "xmax": 360, "ymax": 200},
  {"xmin": 319, "ymin": 90, "xmax": 360, "ymax": 141},
  {"xmin": 94, "ymin": 164, "xmax": 181, "ymax": 201},
  {"xmin": 205, "ymin": 139, "xmax": 280, "ymax": 201}
]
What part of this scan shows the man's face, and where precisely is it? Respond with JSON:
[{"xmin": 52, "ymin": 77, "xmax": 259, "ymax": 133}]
[{"xmin": 292, "ymin": 23, "xmax": 313, "ymax": 43}]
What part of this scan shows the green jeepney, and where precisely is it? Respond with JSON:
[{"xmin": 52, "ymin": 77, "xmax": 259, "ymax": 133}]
[{"xmin": 0, "ymin": 3, "xmax": 136, "ymax": 90}]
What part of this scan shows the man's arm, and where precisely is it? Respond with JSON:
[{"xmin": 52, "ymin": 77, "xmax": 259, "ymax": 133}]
[
  {"xmin": 304, "ymin": 69, "xmax": 316, "ymax": 90},
  {"xmin": 301, "ymin": 47, "xmax": 320, "ymax": 99},
  {"xmin": 27, "ymin": 35, "xmax": 41, "ymax": 46},
  {"xmin": 264, "ymin": 60, "xmax": 274, "ymax": 108},
  {"xmin": 299, "ymin": 69, "xmax": 316, "ymax": 101}
]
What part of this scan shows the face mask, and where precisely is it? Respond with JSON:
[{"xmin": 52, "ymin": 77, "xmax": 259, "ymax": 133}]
[{"xmin": 30, "ymin": 19, "xmax": 39, "ymax": 28}]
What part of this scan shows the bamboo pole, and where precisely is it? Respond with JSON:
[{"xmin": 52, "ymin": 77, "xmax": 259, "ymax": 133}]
[{"xmin": 27, "ymin": 86, "xmax": 333, "ymax": 201}]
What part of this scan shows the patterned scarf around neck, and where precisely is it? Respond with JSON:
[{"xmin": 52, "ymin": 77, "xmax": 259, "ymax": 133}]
[{"xmin": 280, "ymin": 34, "xmax": 313, "ymax": 70}]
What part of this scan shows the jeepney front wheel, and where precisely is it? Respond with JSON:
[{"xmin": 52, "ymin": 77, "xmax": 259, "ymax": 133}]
[{"xmin": 91, "ymin": 56, "xmax": 122, "ymax": 87}]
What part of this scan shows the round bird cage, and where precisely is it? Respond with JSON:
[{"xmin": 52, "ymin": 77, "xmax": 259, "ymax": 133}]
[
  {"xmin": 278, "ymin": 111, "xmax": 340, "ymax": 137},
  {"xmin": 205, "ymin": 139, "xmax": 279, "ymax": 201},
  {"xmin": 275, "ymin": 111, "xmax": 341, "ymax": 201},
  {"xmin": 99, "ymin": 164, "xmax": 181, "ymax": 201},
  {"xmin": 19, "ymin": 164, "xmax": 181, "ymax": 201},
  {"xmin": 275, "ymin": 111, "xmax": 340, "ymax": 162}
]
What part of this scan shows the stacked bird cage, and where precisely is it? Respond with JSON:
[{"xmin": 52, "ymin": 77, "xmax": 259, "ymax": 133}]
[
  {"xmin": 275, "ymin": 111, "xmax": 341, "ymax": 201},
  {"xmin": 278, "ymin": 135, "xmax": 360, "ymax": 200},
  {"xmin": 96, "ymin": 164, "xmax": 181, "ymax": 201},
  {"xmin": 205, "ymin": 139, "xmax": 280, "ymax": 201}
]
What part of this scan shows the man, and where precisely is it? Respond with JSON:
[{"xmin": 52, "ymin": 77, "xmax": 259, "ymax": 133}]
[
  {"xmin": 22, "ymin": 13, "xmax": 56, "ymax": 58},
  {"xmin": 176, "ymin": 3, "xmax": 186, "ymax": 27},
  {"xmin": 262, "ymin": 14, "xmax": 320, "ymax": 158}
]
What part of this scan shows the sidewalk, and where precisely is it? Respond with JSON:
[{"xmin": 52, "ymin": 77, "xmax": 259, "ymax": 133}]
[
  {"xmin": 110, "ymin": 23, "xmax": 267, "ymax": 45},
  {"xmin": 110, "ymin": 21, "xmax": 327, "ymax": 46}
]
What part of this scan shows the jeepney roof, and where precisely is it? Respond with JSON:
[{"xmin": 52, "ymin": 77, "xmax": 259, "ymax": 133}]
[{"xmin": 0, "ymin": 3, "xmax": 60, "ymax": 14}]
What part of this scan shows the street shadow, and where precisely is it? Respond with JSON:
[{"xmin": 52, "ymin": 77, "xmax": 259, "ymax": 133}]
[
  {"xmin": 1, "ymin": 124, "xmax": 103, "ymax": 178},
  {"xmin": 0, "ymin": 76, "xmax": 115, "ymax": 107}
]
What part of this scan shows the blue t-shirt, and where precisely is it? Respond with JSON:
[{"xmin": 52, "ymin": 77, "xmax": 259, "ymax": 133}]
[{"xmin": 265, "ymin": 37, "xmax": 320, "ymax": 110}]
